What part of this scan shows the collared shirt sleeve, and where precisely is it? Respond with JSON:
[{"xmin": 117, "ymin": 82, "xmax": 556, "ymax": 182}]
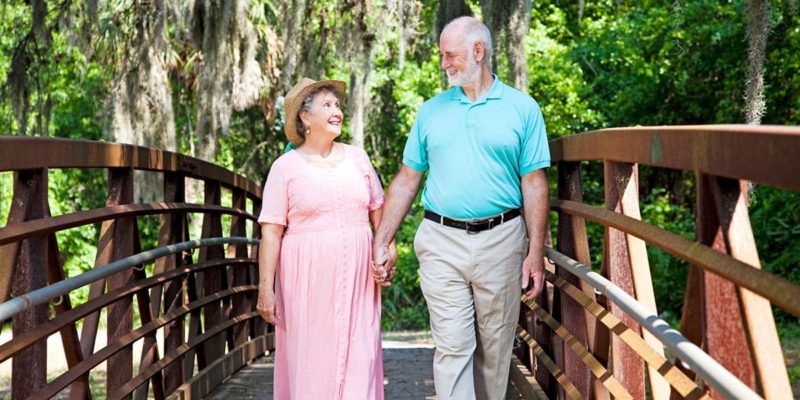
[
  {"xmin": 258, "ymin": 162, "xmax": 288, "ymax": 226},
  {"xmin": 402, "ymin": 116, "xmax": 429, "ymax": 172},
  {"xmin": 519, "ymin": 102, "xmax": 551, "ymax": 175}
]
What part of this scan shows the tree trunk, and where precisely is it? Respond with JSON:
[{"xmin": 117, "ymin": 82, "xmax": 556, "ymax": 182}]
[
  {"xmin": 507, "ymin": 0, "xmax": 531, "ymax": 92},
  {"xmin": 744, "ymin": 0, "xmax": 770, "ymax": 125},
  {"xmin": 281, "ymin": 0, "xmax": 306, "ymax": 91},
  {"xmin": 192, "ymin": 0, "xmax": 264, "ymax": 162},
  {"xmin": 435, "ymin": 0, "xmax": 472, "ymax": 39},
  {"xmin": 348, "ymin": 57, "xmax": 373, "ymax": 149},
  {"xmin": 342, "ymin": 0, "xmax": 378, "ymax": 149},
  {"xmin": 107, "ymin": 0, "xmax": 176, "ymax": 203}
]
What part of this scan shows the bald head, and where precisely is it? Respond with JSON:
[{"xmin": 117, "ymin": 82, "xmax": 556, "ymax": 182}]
[{"xmin": 441, "ymin": 16, "xmax": 493, "ymax": 68}]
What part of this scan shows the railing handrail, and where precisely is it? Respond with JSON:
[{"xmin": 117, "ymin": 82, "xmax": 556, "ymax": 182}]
[
  {"xmin": 0, "ymin": 236, "xmax": 259, "ymax": 323},
  {"xmin": 544, "ymin": 247, "xmax": 762, "ymax": 400},
  {"xmin": 549, "ymin": 124, "xmax": 800, "ymax": 191},
  {"xmin": 0, "ymin": 136, "xmax": 262, "ymax": 197}
]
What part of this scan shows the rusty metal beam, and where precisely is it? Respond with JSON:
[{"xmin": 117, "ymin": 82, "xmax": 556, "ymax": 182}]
[
  {"xmin": 132, "ymin": 333, "xmax": 273, "ymax": 400},
  {"xmin": 0, "ymin": 137, "xmax": 262, "ymax": 197},
  {"xmin": 604, "ymin": 161, "xmax": 646, "ymax": 400},
  {"xmin": 199, "ymin": 181, "xmax": 225, "ymax": 376},
  {"xmin": 46, "ymin": 233, "xmax": 91, "ymax": 400},
  {"xmin": 555, "ymin": 162, "xmax": 592, "ymax": 399},
  {"xmin": 103, "ymin": 168, "xmax": 137, "ymax": 400},
  {"xmin": 158, "ymin": 172, "xmax": 187, "ymax": 395},
  {"xmin": 545, "ymin": 270, "xmax": 706, "ymax": 399},
  {"xmin": 0, "ymin": 202, "xmax": 255, "ymax": 246},
  {"xmin": 549, "ymin": 125, "xmax": 800, "ymax": 191},
  {"xmin": 523, "ymin": 296, "xmax": 633, "ymax": 400},
  {"xmin": 550, "ymin": 199, "xmax": 800, "ymax": 317},
  {"xmin": 702, "ymin": 176, "xmax": 792, "ymax": 399},
  {"xmin": 9, "ymin": 169, "xmax": 48, "ymax": 400},
  {"xmin": 229, "ymin": 189, "xmax": 250, "ymax": 347},
  {"xmin": 0, "ymin": 258, "xmax": 253, "ymax": 363},
  {"xmin": 153, "ymin": 332, "xmax": 270, "ymax": 400},
  {"xmin": 517, "ymin": 327, "xmax": 583, "ymax": 400},
  {"xmin": 26, "ymin": 288, "xmax": 257, "ymax": 400}
]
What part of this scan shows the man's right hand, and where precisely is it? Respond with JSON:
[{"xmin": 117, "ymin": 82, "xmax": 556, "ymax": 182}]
[{"xmin": 372, "ymin": 244, "xmax": 392, "ymax": 287}]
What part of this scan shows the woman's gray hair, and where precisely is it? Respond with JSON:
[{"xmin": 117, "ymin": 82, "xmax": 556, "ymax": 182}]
[{"xmin": 295, "ymin": 85, "xmax": 340, "ymax": 139}]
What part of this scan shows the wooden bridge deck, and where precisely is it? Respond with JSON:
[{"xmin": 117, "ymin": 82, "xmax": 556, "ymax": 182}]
[{"xmin": 206, "ymin": 343, "xmax": 526, "ymax": 399}]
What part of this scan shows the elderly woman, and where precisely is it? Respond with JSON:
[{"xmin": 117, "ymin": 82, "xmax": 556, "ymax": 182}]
[{"xmin": 256, "ymin": 78, "xmax": 394, "ymax": 399}]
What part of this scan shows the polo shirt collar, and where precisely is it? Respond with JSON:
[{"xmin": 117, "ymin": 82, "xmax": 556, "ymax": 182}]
[{"xmin": 451, "ymin": 74, "xmax": 505, "ymax": 104}]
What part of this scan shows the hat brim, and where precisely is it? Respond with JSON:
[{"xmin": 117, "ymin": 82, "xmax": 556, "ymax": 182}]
[{"xmin": 284, "ymin": 79, "xmax": 347, "ymax": 147}]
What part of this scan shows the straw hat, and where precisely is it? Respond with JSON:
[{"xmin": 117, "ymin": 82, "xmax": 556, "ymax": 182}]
[{"xmin": 284, "ymin": 78, "xmax": 347, "ymax": 146}]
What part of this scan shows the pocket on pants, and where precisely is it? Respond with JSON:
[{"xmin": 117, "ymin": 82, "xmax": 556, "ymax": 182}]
[{"xmin": 413, "ymin": 220, "xmax": 428, "ymax": 258}]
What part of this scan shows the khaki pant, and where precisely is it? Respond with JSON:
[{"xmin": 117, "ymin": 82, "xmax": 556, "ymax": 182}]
[{"xmin": 414, "ymin": 216, "xmax": 527, "ymax": 400}]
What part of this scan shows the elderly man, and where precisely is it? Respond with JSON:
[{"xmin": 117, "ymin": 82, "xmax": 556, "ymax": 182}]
[{"xmin": 372, "ymin": 16, "xmax": 551, "ymax": 400}]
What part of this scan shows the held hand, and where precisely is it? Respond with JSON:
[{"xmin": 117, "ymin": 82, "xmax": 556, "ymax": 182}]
[
  {"xmin": 373, "ymin": 243, "xmax": 389, "ymax": 269},
  {"xmin": 385, "ymin": 241, "xmax": 398, "ymax": 282},
  {"xmin": 521, "ymin": 254, "xmax": 545, "ymax": 298},
  {"xmin": 371, "ymin": 261, "xmax": 390, "ymax": 286},
  {"xmin": 257, "ymin": 287, "xmax": 278, "ymax": 325}
]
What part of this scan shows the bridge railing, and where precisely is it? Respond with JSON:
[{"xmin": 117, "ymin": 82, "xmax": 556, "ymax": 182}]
[
  {"xmin": 0, "ymin": 137, "xmax": 268, "ymax": 399},
  {"xmin": 514, "ymin": 125, "xmax": 800, "ymax": 400}
]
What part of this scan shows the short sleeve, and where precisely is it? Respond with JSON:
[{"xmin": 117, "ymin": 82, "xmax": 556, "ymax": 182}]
[
  {"xmin": 520, "ymin": 102, "xmax": 551, "ymax": 176},
  {"xmin": 402, "ymin": 116, "xmax": 429, "ymax": 172},
  {"xmin": 367, "ymin": 162, "xmax": 385, "ymax": 211},
  {"xmin": 258, "ymin": 164, "xmax": 288, "ymax": 226}
]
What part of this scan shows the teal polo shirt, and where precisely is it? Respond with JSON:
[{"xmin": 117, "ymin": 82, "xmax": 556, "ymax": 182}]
[{"xmin": 403, "ymin": 76, "xmax": 550, "ymax": 219}]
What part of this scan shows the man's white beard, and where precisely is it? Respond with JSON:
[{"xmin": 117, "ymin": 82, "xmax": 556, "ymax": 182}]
[{"xmin": 447, "ymin": 55, "xmax": 482, "ymax": 87}]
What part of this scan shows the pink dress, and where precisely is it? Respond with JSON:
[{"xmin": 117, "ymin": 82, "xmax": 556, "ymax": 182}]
[{"xmin": 258, "ymin": 144, "xmax": 384, "ymax": 400}]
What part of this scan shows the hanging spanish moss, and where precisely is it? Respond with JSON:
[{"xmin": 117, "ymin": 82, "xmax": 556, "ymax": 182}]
[
  {"xmin": 744, "ymin": 0, "xmax": 770, "ymax": 125},
  {"xmin": 192, "ymin": 0, "xmax": 265, "ymax": 163}
]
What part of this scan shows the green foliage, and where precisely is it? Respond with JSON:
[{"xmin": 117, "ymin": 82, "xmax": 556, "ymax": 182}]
[
  {"xmin": 528, "ymin": 5, "xmax": 602, "ymax": 138},
  {"xmin": 381, "ymin": 200, "xmax": 429, "ymax": 331},
  {"xmin": 48, "ymin": 168, "xmax": 106, "ymax": 306},
  {"xmin": 640, "ymin": 188, "xmax": 695, "ymax": 325},
  {"xmin": 1, "ymin": 0, "xmax": 800, "ymax": 337},
  {"xmin": 0, "ymin": 173, "xmax": 11, "ymax": 227},
  {"xmin": 749, "ymin": 185, "xmax": 800, "ymax": 327}
]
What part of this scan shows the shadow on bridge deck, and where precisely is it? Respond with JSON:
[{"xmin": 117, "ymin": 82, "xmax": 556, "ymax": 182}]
[{"xmin": 205, "ymin": 347, "xmax": 525, "ymax": 399}]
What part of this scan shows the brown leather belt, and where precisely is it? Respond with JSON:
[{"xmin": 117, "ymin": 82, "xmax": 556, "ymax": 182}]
[{"xmin": 423, "ymin": 209, "xmax": 521, "ymax": 234}]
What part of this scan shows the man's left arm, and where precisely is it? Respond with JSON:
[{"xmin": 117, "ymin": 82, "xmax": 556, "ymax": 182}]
[{"xmin": 520, "ymin": 168, "xmax": 549, "ymax": 298}]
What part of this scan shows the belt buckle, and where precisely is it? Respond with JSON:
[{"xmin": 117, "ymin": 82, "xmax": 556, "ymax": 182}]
[{"xmin": 465, "ymin": 219, "xmax": 489, "ymax": 234}]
